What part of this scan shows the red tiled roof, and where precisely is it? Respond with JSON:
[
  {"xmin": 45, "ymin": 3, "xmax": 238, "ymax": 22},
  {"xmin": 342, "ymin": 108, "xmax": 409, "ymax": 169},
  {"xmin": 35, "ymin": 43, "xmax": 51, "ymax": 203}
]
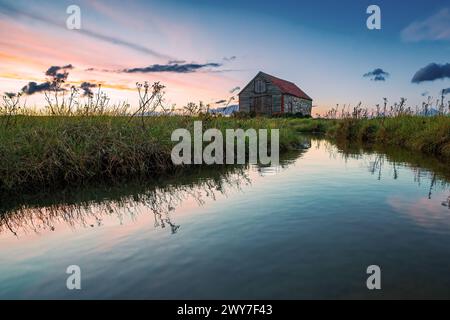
[{"xmin": 262, "ymin": 72, "xmax": 312, "ymax": 101}]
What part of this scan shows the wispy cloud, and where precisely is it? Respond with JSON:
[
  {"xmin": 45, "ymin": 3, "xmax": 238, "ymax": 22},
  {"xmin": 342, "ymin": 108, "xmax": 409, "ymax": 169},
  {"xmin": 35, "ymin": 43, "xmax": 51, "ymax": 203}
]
[
  {"xmin": 412, "ymin": 63, "xmax": 450, "ymax": 83},
  {"xmin": 401, "ymin": 8, "xmax": 450, "ymax": 42},
  {"xmin": 363, "ymin": 68, "xmax": 389, "ymax": 81},
  {"xmin": 229, "ymin": 86, "xmax": 240, "ymax": 93},
  {"xmin": 0, "ymin": 1, "xmax": 172, "ymax": 60},
  {"xmin": 122, "ymin": 62, "xmax": 222, "ymax": 73},
  {"xmin": 168, "ymin": 60, "xmax": 186, "ymax": 64},
  {"xmin": 223, "ymin": 56, "xmax": 237, "ymax": 62}
]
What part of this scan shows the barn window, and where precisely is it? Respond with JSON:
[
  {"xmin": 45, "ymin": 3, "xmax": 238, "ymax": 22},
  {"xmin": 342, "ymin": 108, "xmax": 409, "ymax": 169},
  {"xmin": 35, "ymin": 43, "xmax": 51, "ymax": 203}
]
[{"xmin": 254, "ymin": 79, "xmax": 266, "ymax": 93}]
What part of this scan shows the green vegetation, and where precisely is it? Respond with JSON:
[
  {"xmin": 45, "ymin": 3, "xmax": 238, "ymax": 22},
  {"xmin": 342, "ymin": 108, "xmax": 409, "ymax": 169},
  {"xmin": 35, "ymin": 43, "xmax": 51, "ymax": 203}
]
[
  {"xmin": 0, "ymin": 115, "xmax": 303, "ymax": 192},
  {"xmin": 331, "ymin": 116, "xmax": 450, "ymax": 158},
  {"xmin": 0, "ymin": 114, "xmax": 448, "ymax": 193},
  {"xmin": 291, "ymin": 116, "xmax": 450, "ymax": 159}
]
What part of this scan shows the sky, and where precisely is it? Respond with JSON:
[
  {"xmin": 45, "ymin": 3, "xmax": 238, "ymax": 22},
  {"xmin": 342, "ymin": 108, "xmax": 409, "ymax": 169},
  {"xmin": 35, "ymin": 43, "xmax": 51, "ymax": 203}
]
[{"xmin": 1, "ymin": 0, "xmax": 450, "ymax": 115}]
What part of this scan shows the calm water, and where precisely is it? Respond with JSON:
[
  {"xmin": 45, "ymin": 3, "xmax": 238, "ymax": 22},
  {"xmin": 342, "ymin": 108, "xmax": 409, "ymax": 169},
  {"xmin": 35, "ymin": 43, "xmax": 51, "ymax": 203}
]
[{"xmin": 1, "ymin": 137, "xmax": 450, "ymax": 299}]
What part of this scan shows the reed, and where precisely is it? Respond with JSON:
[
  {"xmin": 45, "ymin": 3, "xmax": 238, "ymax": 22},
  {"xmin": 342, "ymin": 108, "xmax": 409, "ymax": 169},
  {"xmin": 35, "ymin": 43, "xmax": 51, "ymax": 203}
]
[{"xmin": 0, "ymin": 115, "xmax": 304, "ymax": 192}]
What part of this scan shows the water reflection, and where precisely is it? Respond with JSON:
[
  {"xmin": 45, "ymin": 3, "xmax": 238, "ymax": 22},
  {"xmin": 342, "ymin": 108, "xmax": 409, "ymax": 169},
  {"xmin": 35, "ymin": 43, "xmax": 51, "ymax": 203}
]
[
  {"xmin": 1, "ymin": 136, "xmax": 449, "ymax": 237},
  {"xmin": 442, "ymin": 196, "xmax": 450, "ymax": 209},
  {"xmin": 0, "ymin": 147, "xmax": 309, "ymax": 237},
  {"xmin": 320, "ymin": 138, "xmax": 450, "ymax": 231},
  {"xmin": 324, "ymin": 138, "xmax": 450, "ymax": 199},
  {"xmin": 0, "ymin": 167, "xmax": 244, "ymax": 237}
]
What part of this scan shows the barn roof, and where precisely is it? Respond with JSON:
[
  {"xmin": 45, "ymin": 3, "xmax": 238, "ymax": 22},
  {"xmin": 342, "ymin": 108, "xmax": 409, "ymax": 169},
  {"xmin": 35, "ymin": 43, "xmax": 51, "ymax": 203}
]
[{"xmin": 260, "ymin": 72, "xmax": 312, "ymax": 101}]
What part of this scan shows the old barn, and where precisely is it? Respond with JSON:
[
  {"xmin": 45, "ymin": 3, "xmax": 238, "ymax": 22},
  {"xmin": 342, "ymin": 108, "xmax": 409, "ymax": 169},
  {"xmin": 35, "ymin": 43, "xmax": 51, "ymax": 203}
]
[{"xmin": 238, "ymin": 72, "xmax": 313, "ymax": 116}]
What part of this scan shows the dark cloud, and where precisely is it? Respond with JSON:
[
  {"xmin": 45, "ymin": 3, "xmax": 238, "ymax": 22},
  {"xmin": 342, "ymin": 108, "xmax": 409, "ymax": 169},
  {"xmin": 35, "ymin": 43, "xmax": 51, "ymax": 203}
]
[
  {"xmin": 442, "ymin": 88, "xmax": 450, "ymax": 95},
  {"xmin": 80, "ymin": 82, "xmax": 97, "ymax": 97},
  {"xmin": 223, "ymin": 56, "xmax": 236, "ymax": 62},
  {"xmin": 45, "ymin": 64, "xmax": 73, "ymax": 76},
  {"xmin": 45, "ymin": 64, "xmax": 73, "ymax": 82},
  {"xmin": 363, "ymin": 68, "xmax": 390, "ymax": 81},
  {"xmin": 20, "ymin": 66, "xmax": 99, "ymax": 97},
  {"xmin": 412, "ymin": 63, "xmax": 450, "ymax": 83},
  {"xmin": 21, "ymin": 82, "xmax": 52, "ymax": 95},
  {"xmin": 123, "ymin": 62, "xmax": 222, "ymax": 73},
  {"xmin": 215, "ymin": 99, "xmax": 227, "ymax": 104},
  {"xmin": 20, "ymin": 64, "xmax": 74, "ymax": 95}
]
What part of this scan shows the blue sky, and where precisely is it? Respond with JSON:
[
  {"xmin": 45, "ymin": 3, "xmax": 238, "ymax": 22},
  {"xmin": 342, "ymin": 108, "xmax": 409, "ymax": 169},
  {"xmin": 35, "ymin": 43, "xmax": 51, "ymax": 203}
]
[{"xmin": 1, "ymin": 0, "xmax": 449, "ymax": 114}]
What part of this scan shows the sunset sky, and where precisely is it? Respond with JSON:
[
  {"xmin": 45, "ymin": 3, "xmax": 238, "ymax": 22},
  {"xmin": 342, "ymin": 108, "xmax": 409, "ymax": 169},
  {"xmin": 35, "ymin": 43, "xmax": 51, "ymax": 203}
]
[{"xmin": 1, "ymin": 0, "xmax": 450, "ymax": 115}]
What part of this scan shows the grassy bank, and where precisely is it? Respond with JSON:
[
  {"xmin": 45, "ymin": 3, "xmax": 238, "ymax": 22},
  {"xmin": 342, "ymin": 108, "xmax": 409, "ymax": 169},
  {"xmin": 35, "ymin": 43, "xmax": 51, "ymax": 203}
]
[
  {"xmin": 0, "ymin": 116, "xmax": 301, "ymax": 192},
  {"xmin": 1, "ymin": 114, "xmax": 449, "ymax": 193},
  {"xmin": 288, "ymin": 116, "xmax": 450, "ymax": 159}
]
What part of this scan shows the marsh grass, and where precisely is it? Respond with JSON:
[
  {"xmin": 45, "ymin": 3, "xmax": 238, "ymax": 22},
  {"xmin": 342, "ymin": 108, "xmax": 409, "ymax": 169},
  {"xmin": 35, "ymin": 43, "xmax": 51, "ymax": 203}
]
[
  {"xmin": 0, "ymin": 115, "xmax": 303, "ymax": 193},
  {"xmin": 306, "ymin": 96, "xmax": 450, "ymax": 160},
  {"xmin": 324, "ymin": 116, "xmax": 450, "ymax": 159}
]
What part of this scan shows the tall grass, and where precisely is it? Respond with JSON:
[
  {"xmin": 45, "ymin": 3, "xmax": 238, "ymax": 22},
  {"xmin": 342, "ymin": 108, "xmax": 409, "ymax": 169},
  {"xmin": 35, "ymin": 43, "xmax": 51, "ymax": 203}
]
[
  {"xmin": 329, "ymin": 116, "xmax": 450, "ymax": 158},
  {"xmin": 303, "ymin": 96, "xmax": 450, "ymax": 159},
  {"xmin": 0, "ymin": 115, "xmax": 303, "ymax": 192}
]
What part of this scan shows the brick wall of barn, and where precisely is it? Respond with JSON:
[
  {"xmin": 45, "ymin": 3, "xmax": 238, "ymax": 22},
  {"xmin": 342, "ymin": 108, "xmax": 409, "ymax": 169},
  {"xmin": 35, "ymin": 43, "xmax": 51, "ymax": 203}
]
[{"xmin": 283, "ymin": 95, "xmax": 312, "ymax": 115}]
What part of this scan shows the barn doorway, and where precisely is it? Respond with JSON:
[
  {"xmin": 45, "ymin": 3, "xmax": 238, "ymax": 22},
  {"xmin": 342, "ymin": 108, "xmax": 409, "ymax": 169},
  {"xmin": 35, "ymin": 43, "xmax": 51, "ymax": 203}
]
[{"xmin": 252, "ymin": 95, "xmax": 272, "ymax": 115}]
